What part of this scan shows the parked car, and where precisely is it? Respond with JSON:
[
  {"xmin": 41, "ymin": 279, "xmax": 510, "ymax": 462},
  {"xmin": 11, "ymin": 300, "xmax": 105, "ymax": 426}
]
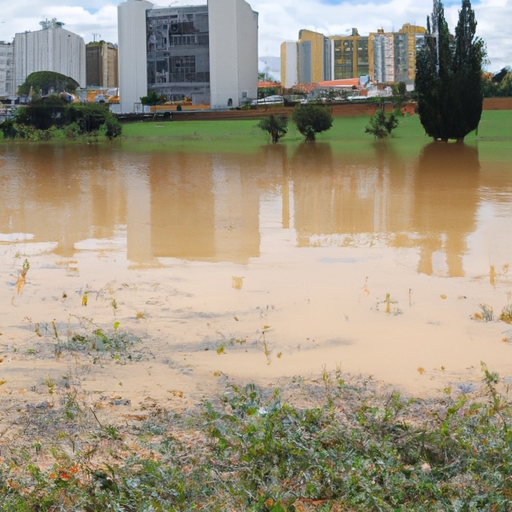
[{"xmin": 251, "ymin": 95, "xmax": 284, "ymax": 106}]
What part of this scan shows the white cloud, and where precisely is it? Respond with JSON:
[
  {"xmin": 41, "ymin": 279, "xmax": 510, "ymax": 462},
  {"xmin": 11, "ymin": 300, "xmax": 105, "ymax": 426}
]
[{"xmin": 0, "ymin": 0, "xmax": 509, "ymax": 71}]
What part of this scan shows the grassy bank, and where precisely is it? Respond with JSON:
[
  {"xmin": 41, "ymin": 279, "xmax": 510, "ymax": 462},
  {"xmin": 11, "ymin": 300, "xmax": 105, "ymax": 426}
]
[
  {"xmin": 1, "ymin": 366, "xmax": 512, "ymax": 511},
  {"xmin": 2, "ymin": 111, "xmax": 511, "ymax": 161},
  {"xmin": 118, "ymin": 110, "xmax": 512, "ymax": 160}
]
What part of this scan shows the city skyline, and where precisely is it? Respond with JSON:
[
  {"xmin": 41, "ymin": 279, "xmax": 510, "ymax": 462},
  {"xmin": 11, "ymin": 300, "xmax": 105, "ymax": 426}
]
[{"xmin": 0, "ymin": 0, "xmax": 510, "ymax": 73}]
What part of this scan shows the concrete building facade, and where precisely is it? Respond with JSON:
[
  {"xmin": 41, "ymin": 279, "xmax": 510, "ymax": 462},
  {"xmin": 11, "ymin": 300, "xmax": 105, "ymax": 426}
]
[
  {"xmin": 86, "ymin": 42, "xmax": 118, "ymax": 88},
  {"xmin": 0, "ymin": 41, "xmax": 14, "ymax": 98},
  {"xmin": 371, "ymin": 30, "xmax": 395, "ymax": 83},
  {"xmin": 14, "ymin": 19, "xmax": 86, "ymax": 89},
  {"xmin": 118, "ymin": 0, "xmax": 153, "ymax": 113},
  {"xmin": 209, "ymin": 0, "xmax": 258, "ymax": 109},
  {"xmin": 282, "ymin": 23, "xmax": 425, "ymax": 87},
  {"xmin": 118, "ymin": 0, "xmax": 258, "ymax": 113},
  {"xmin": 329, "ymin": 29, "xmax": 370, "ymax": 80},
  {"xmin": 370, "ymin": 24, "xmax": 425, "ymax": 85},
  {"xmin": 298, "ymin": 29, "xmax": 329, "ymax": 84},
  {"xmin": 146, "ymin": 5, "xmax": 210, "ymax": 105},
  {"xmin": 280, "ymin": 41, "xmax": 298, "ymax": 89}
]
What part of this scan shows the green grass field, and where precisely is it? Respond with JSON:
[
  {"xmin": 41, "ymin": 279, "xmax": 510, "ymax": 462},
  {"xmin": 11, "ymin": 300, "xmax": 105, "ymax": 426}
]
[{"xmin": 118, "ymin": 110, "xmax": 512, "ymax": 160}]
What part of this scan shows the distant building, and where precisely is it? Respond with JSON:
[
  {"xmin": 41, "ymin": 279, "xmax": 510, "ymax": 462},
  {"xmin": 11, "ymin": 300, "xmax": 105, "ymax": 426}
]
[
  {"xmin": 370, "ymin": 24, "xmax": 426, "ymax": 85},
  {"xmin": 281, "ymin": 23, "xmax": 425, "ymax": 88},
  {"xmin": 14, "ymin": 19, "xmax": 86, "ymax": 90},
  {"xmin": 0, "ymin": 41, "xmax": 14, "ymax": 97},
  {"xmin": 329, "ymin": 29, "xmax": 370, "ymax": 80},
  {"xmin": 117, "ymin": 0, "xmax": 258, "ymax": 113},
  {"xmin": 371, "ymin": 29, "xmax": 396, "ymax": 83},
  {"xmin": 86, "ymin": 42, "xmax": 118, "ymax": 88},
  {"xmin": 298, "ymin": 29, "xmax": 330, "ymax": 84},
  {"xmin": 280, "ymin": 41, "xmax": 298, "ymax": 89}
]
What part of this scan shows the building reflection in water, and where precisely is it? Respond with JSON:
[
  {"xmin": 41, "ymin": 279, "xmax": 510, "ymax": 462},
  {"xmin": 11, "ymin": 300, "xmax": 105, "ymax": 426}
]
[
  {"xmin": 0, "ymin": 144, "xmax": 126, "ymax": 258},
  {"xmin": 1, "ymin": 139, "xmax": 510, "ymax": 279},
  {"xmin": 413, "ymin": 143, "xmax": 479, "ymax": 277},
  {"xmin": 290, "ymin": 141, "xmax": 480, "ymax": 277}
]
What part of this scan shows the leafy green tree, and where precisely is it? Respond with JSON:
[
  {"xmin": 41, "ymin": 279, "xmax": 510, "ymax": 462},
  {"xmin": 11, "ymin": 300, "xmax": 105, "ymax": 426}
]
[
  {"xmin": 482, "ymin": 68, "xmax": 512, "ymax": 97},
  {"xmin": 365, "ymin": 106, "xmax": 399, "ymax": 139},
  {"xmin": 140, "ymin": 91, "xmax": 165, "ymax": 106},
  {"xmin": 292, "ymin": 104, "xmax": 333, "ymax": 142},
  {"xmin": 18, "ymin": 71, "xmax": 79, "ymax": 97},
  {"xmin": 258, "ymin": 114, "xmax": 288, "ymax": 144},
  {"xmin": 416, "ymin": 0, "xmax": 486, "ymax": 141},
  {"xmin": 15, "ymin": 95, "xmax": 67, "ymax": 130},
  {"xmin": 65, "ymin": 103, "xmax": 122, "ymax": 139},
  {"xmin": 3, "ymin": 100, "xmax": 122, "ymax": 140}
]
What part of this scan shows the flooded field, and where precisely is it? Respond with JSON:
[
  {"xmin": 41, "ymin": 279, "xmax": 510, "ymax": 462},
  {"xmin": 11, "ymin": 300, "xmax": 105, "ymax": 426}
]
[{"xmin": 1, "ymin": 137, "xmax": 512, "ymax": 408}]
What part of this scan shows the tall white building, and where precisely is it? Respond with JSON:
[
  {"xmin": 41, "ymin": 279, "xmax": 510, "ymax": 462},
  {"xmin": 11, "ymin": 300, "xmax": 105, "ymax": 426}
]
[
  {"xmin": 14, "ymin": 19, "xmax": 86, "ymax": 90},
  {"xmin": 118, "ymin": 0, "xmax": 153, "ymax": 113},
  {"xmin": 0, "ymin": 41, "xmax": 14, "ymax": 98},
  {"xmin": 117, "ymin": 0, "xmax": 258, "ymax": 113},
  {"xmin": 280, "ymin": 41, "xmax": 298, "ymax": 89},
  {"xmin": 208, "ymin": 0, "xmax": 258, "ymax": 109}
]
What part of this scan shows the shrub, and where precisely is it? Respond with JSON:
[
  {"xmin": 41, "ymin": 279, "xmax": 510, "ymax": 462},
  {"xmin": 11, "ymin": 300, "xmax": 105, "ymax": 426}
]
[
  {"xmin": 0, "ymin": 119, "xmax": 19, "ymax": 139},
  {"xmin": 292, "ymin": 104, "xmax": 333, "ymax": 142},
  {"xmin": 365, "ymin": 107, "xmax": 400, "ymax": 139},
  {"xmin": 258, "ymin": 114, "xmax": 288, "ymax": 144}
]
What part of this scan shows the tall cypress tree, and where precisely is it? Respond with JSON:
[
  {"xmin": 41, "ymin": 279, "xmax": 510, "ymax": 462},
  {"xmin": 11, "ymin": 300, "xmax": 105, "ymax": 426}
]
[{"xmin": 416, "ymin": 0, "xmax": 485, "ymax": 141}]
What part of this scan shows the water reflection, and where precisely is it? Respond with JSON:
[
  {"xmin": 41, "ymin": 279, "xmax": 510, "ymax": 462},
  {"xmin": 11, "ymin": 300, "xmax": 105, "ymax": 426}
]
[
  {"xmin": 413, "ymin": 143, "xmax": 479, "ymax": 277},
  {"xmin": 1, "ymin": 141, "xmax": 511, "ymax": 277},
  {"xmin": 0, "ymin": 144, "xmax": 126, "ymax": 257}
]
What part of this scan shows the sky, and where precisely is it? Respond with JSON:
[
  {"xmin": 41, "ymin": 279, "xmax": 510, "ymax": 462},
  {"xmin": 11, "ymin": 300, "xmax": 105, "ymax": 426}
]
[{"xmin": 0, "ymin": 0, "xmax": 510, "ymax": 73}]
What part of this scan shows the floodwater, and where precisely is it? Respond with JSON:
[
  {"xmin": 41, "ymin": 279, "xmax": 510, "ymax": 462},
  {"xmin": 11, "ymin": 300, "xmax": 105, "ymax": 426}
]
[{"xmin": 1, "ymin": 141, "xmax": 512, "ymax": 401}]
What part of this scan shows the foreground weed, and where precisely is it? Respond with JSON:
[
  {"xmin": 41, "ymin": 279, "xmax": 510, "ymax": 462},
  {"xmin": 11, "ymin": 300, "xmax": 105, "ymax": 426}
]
[{"xmin": 2, "ymin": 367, "xmax": 512, "ymax": 510}]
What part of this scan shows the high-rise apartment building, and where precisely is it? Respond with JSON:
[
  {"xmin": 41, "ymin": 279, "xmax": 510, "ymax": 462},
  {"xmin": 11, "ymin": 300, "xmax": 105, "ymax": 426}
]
[
  {"xmin": 298, "ymin": 29, "xmax": 330, "ymax": 84},
  {"xmin": 371, "ymin": 24, "xmax": 425, "ymax": 84},
  {"xmin": 86, "ymin": 42, "xmax": 118, "ymax": 88},
  {"xmin": 282, "ymin": 23, "xmax": 425, "ymax": 87},
  {"xmin": 14, "ymin": 19, "xmax": 86, "ymax": 89},
  {"xmin": 371, "ymin": 30, "xmax": 395, "ymax": 83},
  {"xmin": 0, "ymin": 41, "xmax": 14, "ymax": 97},
  {"xmin": 329, "ymin": 29, "xmax": 370, "ymax": 80},
  {"xmin": 118, "ymin": 0, "xmax": 258, "ymax": 113}
]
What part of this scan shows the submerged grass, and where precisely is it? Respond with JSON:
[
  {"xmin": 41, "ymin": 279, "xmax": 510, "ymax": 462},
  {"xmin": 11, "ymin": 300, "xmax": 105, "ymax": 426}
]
[{"xmin": 1, "ymin": 364, "xmax": 512, "ymax": 511}]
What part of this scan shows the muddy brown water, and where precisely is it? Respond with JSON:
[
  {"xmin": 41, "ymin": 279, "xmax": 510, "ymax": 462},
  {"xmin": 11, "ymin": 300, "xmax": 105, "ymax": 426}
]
[{"xmin": 1, "ymin": 142, "xmax": 512, "ymax": 405}]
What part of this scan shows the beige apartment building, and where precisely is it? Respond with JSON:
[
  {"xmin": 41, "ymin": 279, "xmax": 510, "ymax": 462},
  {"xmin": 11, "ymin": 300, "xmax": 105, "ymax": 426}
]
[
  {"xmin": 281, "ymin": 23, "xmax": 425, "ymax": 88},
  {"xmin": 86, "ymin": 42, "xmax": 118, "ymax": 88}
]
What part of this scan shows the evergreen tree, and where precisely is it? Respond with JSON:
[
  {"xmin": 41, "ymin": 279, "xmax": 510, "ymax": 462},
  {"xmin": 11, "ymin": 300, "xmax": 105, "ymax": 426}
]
[{"xmin": 416, "ymin": 0, "xmax": 485, "ymax": 141}]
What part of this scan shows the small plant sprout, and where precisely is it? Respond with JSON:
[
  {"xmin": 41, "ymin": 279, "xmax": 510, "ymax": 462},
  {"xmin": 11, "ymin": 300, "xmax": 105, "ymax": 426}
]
[
  {"xmin": 474, "ymin": 304, "xmax": 494, "ymax": 322},
  {"xmin": 377, "ymin": 293, "xmax": 401, "ymax": 315},
  {"xmin": 15, "ymin": 259, "xmax": 30, "ymax": 294}
]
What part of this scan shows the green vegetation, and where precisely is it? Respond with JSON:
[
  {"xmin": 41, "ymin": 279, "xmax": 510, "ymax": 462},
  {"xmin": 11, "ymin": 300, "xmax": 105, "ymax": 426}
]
[
  {"xmin": 365, "ymin": 106, "xmax": 400, "ymax": 139},
  {"xmin": 140, "ymin": 90, "xmax": 166, "ymax": 106},
  {"xmin": 416, "ymin": 0, "xmax": 485, "ymax": 141},
  {"xmin": 0, "ymin": 98, "xmax": 122, "ymax": 140},
  {"xmin": 292, "ymin": 104, "xmax": 333, "ymax": 142},
  {"xmin": 18, "ymin": 70, "xmax": 79, "ymax": 97},
  {"xmin": 483, "ymin": 67, "xmax": 512, "ymax": 97},
  {"xmin": 2, "ymin": 108, "xmax": 512, "ymax": 162},
  {"xmin": 1, "ymin": 365, "xmax": 512, "ymax": 510},
  {"xmin": 258, "ymin": 113, "xmax": 288, "ymax": 143}
]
